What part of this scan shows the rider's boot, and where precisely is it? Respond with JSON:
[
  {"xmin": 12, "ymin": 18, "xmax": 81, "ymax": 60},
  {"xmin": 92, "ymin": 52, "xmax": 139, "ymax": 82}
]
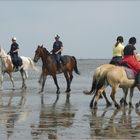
[
  {"xmin": 13, "ymin": 66, "xmax": 19, "ymax": 72},
  {"xmin": 57, "ymin": 62, "xmax": 62, "ymax": 73}
]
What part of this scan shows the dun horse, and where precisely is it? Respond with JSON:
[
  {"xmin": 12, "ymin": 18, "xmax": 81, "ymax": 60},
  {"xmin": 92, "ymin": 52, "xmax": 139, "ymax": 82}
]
[
  {"xmin": 0, "ymin": 47, "xmax": 36, "ymax": 89},
  {"xmin": 89, "ymin": 65, "xmax": 139, "ymax": 109},
  {"xmin": 33, "ymin": 45, "xmax": 80, "ymax": 93}
]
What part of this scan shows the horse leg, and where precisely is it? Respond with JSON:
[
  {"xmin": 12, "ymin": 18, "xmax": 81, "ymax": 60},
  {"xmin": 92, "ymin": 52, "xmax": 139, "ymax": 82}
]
[
  {"xmin": 93, "ymin": 88, "xmax": 104, "ymax": 109},
  {"xmin": 102, "ymin": 90, "xmax": 112, "ymax": 107},
  {"xmin": 120, "ymin": 88, "xmax": 128, "ymax": 107},
  {"xmin": 38, "ymin": 72, "xmax": 43, "ymax": 84},
  {"xmin": 52, "ymin": 75, "xmax": 60, "ymax": 94},
  {"xmin": 129, "ymin": 87, "xmax": 134, "ymax": 108},
  {"xmin": 40, "ymin": 75, "xmax": 47, "ymax": 93},
  {"xmin": 20, "ymin": 70, "xmax": 27, "ymax": 89},
  {"xmin": 8, "ymin": 73, "xmax": 15, "ymax": 90},
  {"xmin": 90, "ymin": 94, "xmax": 96, "ymax": 108},
  {"xmin": 69, "ymin": 72, "xmax": 73, "ymax": 83},
  {"xmin": 0, "ymin": 73, "xmax": 4, "ymax": 90},
  {"xmin": 110, "ymin": 86, "xmax": 120, "ymax": 109},
  {"xmin": 64, "ymin": 72, "xmax": 71, "ymax": 93},
  {"xmin": 68, "ymin": 71, "xmax": 73, "ymax": 92}
]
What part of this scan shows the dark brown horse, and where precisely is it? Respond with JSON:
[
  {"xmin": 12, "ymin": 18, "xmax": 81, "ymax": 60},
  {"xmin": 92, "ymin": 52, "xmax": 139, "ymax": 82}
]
[{"xmin": 33, "ymin": 45, "xmax": 80, "ymax": 93}]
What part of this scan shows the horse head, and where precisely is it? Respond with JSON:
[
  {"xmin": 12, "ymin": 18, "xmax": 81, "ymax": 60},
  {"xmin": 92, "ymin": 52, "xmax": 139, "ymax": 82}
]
[
  {"xmin": 33, "ymin": 45, "xmax": 50, "ymax": 63},
  {"xmin": 0, "ymin": 47, "xmax": 7, "ymax": 58}
]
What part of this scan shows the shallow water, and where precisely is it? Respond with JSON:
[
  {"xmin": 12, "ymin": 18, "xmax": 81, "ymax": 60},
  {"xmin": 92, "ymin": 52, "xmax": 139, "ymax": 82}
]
[{"xmin": 0, "ymin": 59, "xmax": 140, "ymax": 140}]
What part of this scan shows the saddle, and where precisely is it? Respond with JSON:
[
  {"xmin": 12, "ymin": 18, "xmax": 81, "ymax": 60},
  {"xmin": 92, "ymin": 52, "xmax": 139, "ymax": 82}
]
[
  {"xmin": 60, "ymin": 55, "xmax": 69, "ymax": 65},
  {"xmin": 11, "ymin": 56, "xmax": 23, "ymax": 72},
  {"xmin": 53, "ymin": 55, "xmax": 70, "ymax": 73},
  {"xmin": 123, "ymin": 66, "xmax": 135, "ymax": 79}
]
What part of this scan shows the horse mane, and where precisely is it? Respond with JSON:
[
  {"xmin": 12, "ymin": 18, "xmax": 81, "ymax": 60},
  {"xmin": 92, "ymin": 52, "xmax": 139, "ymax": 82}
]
[
  {"xmin": 0, "ymin": 47, "xmax": 8, "ymax": 57},
  {"xmin": 43, "ymin": 47, "xmax": 50, "ymax": 55}
]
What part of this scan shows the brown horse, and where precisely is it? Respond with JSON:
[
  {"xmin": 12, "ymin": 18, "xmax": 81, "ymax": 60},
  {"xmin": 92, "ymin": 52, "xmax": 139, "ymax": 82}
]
[
  {"xmin": 90, "ymin": 65, "xmax": 139, "ymax": 109},
  {"xmin": 33, "ymin": 45, "xmax": 80, "ymax": 93}
]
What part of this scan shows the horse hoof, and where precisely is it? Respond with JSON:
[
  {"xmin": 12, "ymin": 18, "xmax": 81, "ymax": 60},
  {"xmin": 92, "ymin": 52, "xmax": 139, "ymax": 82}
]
[
  {"xmin": 106, "ymin": 102, "xmax": 112, "ymax": 107},
  {"xmin": 115, "ymin": 104, "xmax": 120, "ymax": 109},
  {"xmin": 38, "ymin": 90, "xmax": 43, "ymax": 94},
  {"xmin": 90, "ymin": 103, "xmax": 93, "ymax": 108},
  {"xmin": 120, "ymin": 98, "xmax": 124, "ymax": 105},
  {"xmin": 135, "ymin": 102, "xmax": 140, "ymax": 108},
  {"xmin": 99, "ymin": 94, "xmax": 103, "ymax": 99},
  {"xmin": 56, "ymin": 90, "xmax": 60, "ymax": 94},
  {"xmin": 65, "ymin": 89, "xmax": 71, "ymax": 93},
  {"xmin": 83, "ymin": 90, "xmax": 92, "ymax": 95},
  {"xmin": 129, "ymin": 102, "xmax": 134, "ymax": 108}
]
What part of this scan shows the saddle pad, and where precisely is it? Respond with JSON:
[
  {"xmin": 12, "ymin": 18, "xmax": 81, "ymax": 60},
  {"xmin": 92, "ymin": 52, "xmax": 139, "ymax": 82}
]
[
  {"xmin": 60, "ymin": 55, "xmax": 69, "ymax": 65},
  {"xmin": 124, "ymin": 67, "xmax": 135, "ymax": 79}
]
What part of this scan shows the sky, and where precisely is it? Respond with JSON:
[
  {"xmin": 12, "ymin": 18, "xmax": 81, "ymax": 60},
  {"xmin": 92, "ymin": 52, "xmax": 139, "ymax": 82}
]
[{"xmin": 0, "ymin": 0, "xmax": 140, "ymax": 59}]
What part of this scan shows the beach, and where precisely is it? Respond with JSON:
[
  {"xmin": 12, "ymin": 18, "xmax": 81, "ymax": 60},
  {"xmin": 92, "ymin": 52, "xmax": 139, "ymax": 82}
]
[{"xmin": 0, "ymin": 59, "xmax": 140, "ymax": 140}]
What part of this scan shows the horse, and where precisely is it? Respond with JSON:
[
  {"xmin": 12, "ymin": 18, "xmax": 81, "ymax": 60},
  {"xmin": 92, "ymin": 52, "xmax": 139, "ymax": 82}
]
[
  {"xmin": 89, "ymin": 65, "xmax": 139, "ymax": 109},
  {"xmin": 83, "ymin": 64, "xmax": 118, "ymax": 106},
  {"xmin": 0, "ymin": 47, "xmax": 37, "ymax": 89},
  {"xmin": 33, "ymin": 45, "xmax": 80, "ymax": 93},
  {"xmin": 84, "ymin": 52, "xmax": 140, "ymax": 109}
]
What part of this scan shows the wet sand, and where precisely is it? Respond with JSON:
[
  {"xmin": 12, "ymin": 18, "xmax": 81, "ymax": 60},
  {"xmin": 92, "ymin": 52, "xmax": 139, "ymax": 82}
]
[{"xmin": 1, "ymin": 59, "xmax": 140, "ymax": 140}]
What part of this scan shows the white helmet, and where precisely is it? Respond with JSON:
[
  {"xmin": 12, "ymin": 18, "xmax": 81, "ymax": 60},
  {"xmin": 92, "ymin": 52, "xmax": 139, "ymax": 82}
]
[
  {"xmin": 12, "ymin": 37, "xmax": 16, "ymax": 41},
  {"xmin": 55, "ymin": 35, "xmax": 60, "ymax": 39}
]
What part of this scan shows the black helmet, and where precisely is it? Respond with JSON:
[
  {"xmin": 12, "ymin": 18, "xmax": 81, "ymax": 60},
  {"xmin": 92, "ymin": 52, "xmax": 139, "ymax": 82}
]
[
  {"xmin": 116, "ymin": 36, "xmax": 123, "ymax": 43},
  {"xmin": 129, "ymin": 37, "xmax": 136, "ymax": 45}
]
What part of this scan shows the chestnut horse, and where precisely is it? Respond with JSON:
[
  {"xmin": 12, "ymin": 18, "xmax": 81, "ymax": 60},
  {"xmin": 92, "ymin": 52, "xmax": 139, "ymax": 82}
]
[
  {"xmin": 33, "ymin": 45, "xmax": 80, "ymax": 93},
  {"xmin": 0, "ymin": 47, "xmax": 36, "ymax": 90}
]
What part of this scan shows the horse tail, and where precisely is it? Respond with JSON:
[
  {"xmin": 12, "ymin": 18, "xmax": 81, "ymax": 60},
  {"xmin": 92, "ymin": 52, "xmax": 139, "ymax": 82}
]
[
  {"xmin": 83, "ymin": 73, "xmax": 98, "ymax": 95},
  {"xmin": 84, "ymin": 66, "xmax": 105, "ymax": 95},
  {"xmin": 27, "ymin": 57, "xmax": 39, "ymax": 71},
  {"xmin": 72, "ymin": 56, "xmax": 80, "ymax": 75},
  {"xmin": 95, "ymin": 70, "xmax": 107, "ymax": 92}
]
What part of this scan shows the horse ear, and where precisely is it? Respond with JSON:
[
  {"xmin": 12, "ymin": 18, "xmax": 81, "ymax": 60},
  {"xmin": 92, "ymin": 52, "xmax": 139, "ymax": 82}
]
[{"xmin": 41, "ymin": 44, "xmax": 43, "ymax": 48}]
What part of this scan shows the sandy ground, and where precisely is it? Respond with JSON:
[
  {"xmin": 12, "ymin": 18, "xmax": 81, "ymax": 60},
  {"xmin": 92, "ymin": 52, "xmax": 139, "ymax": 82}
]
[{"xmin": 0, "ymin": 59, "xmax": 140, "ymax": 140}]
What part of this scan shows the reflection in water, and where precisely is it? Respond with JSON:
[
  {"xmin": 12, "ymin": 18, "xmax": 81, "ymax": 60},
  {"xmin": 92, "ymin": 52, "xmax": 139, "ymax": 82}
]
[
  {"xmin": 89, "ymin": 108, "xmax": 140, "ymax": 139},
  {"xmin": 31, "ymin": 93, "xmax": 75, "ymax": 140},
  {"xmin": 0, "ymin": 92, "xmax": 3, "ymax": 106},
  {"xmin": 0, "ymin": 90, "xmax": 28, "ymax": 140}
]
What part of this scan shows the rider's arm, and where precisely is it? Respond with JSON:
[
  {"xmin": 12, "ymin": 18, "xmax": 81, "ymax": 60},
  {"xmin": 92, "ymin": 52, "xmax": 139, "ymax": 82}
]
[
  {"xmin": 55, "ymin": 47, "xmax": 63, "ymax": 54},
  {"xmin": 134, "ymin": 50, "xmax": 138, "ymax": 60},
  {"xmin": 13, "ymin": 48, "xmax": 19, "ymax": 53}
]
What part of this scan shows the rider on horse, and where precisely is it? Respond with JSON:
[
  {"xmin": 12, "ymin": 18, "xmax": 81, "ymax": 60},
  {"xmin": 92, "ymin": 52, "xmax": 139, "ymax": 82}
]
[
  {"xmin": 51, "ymin": 35, "xmax": 63, "ymax": 71},
  {"xmin": 8, "ymin": 37, "xmax": 22, "ymax": 72}
]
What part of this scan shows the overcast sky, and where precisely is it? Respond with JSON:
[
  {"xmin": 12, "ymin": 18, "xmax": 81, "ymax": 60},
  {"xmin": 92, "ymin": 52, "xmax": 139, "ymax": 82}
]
[{"xmin": 0, "ymin": 0, "xmax": 140, "ymax": 59}]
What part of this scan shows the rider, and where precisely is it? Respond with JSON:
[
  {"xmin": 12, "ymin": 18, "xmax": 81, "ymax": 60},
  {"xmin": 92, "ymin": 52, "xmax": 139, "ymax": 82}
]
[
  {"xmin": 121, "ymin": 37, "xmax": 140, "ymax": 88},
  {"xmin": 8, "ymin": 37, "xmax": 22, "ymax": 72},
  {"xmin": 110, "ymin": 36, "xmax": 124, "ymax": 65},
  {"xmin": 51, "ymin": 35, "xmax": 64, "ymax": 71}
]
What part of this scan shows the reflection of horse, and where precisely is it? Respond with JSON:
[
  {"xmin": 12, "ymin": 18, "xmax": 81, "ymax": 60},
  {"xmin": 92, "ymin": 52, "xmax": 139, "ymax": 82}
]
[
  {"xmin": 0, "ymin": 90, "xmax": 28, "ymax": 139},
  {"xmin": 90, "ymin": 66, "xmax": 139, "ymax": 109},
  {"xmin": 0, "ymin": 47, "xmax": 36, "ymax": 89},
  {"xmin": 31, "ymin": 94, "xmax": 75, "ymax": 140},
  {"xmin": 33, "ymin": 45, "xmax": 80, "ymax": 93},
  {"xmin": 89, "ymin": 108, "xmax": 140, "ymax": 139}
]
